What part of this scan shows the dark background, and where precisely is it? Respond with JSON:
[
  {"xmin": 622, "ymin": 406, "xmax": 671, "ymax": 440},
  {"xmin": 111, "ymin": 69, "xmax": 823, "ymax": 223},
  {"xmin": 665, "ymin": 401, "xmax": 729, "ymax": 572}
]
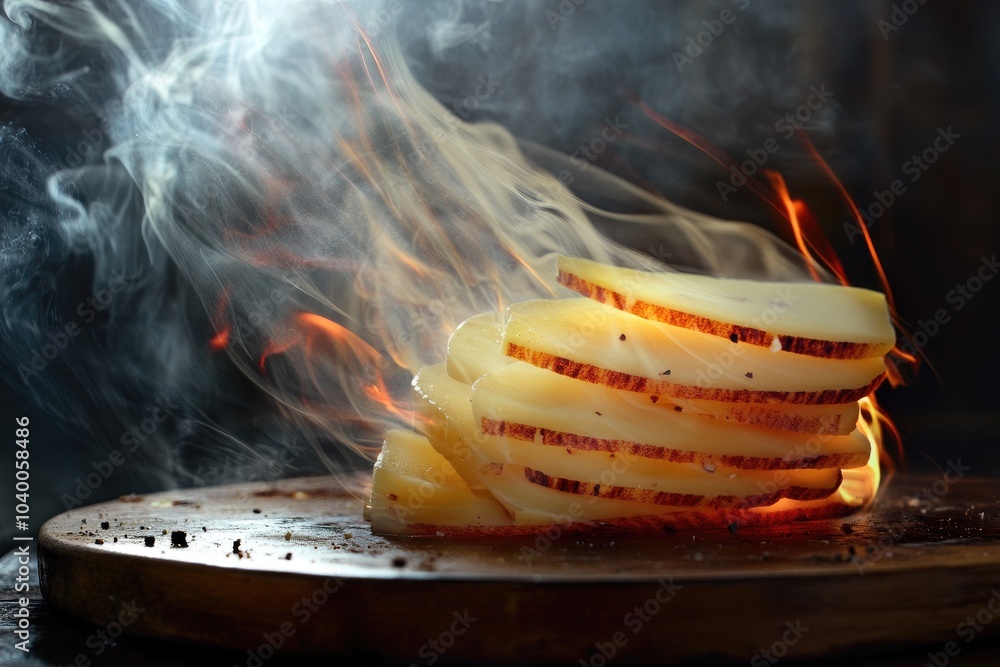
[
  {"xmin": 1, "ymin": 0, "xmax": 998, "ymax": 551},
  {"xmin": 1, "ymin": 1, "xmax": 999, "ymax": 666}
]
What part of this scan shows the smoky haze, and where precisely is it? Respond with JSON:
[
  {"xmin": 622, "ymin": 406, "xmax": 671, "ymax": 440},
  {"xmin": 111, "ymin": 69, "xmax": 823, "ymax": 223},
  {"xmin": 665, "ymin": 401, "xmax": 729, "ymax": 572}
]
[{"xmin": 0, "ymin": 0, "xmax": 889, "ymax": 547}]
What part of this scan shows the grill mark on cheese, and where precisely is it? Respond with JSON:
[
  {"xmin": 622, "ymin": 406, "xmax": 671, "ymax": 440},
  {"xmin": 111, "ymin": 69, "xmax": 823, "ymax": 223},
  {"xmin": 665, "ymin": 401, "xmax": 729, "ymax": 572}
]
[
  {"xmin": 504, "ymin": 342, "xmax": 884, "ymax": 405},
  {"xmin": 479, "ymin": 418, "xmax": 869, "ymax": 470},
  {"xmin": 557, "ymin": 270, "xmax": 888, "ymax": 360}
]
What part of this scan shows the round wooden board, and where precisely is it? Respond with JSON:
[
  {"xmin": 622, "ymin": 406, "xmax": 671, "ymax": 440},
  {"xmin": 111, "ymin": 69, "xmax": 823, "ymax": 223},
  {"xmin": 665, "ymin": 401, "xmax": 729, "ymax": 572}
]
[{"xmin": 38, "ymin": 473, "xmax": 1000, "ymax": 665}]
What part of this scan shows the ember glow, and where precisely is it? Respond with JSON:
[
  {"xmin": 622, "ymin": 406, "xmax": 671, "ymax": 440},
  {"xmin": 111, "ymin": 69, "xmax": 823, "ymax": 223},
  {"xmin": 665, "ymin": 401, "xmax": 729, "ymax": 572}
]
[{"xmin": 1, "ymin": 0, "xmax": 902, "ymax": 513}]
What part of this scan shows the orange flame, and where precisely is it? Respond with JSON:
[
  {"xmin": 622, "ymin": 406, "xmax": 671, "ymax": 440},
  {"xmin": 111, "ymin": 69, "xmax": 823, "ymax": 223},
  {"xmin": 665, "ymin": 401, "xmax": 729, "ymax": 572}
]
[
  {"xmin": 209, "ymin": 327, "xmax": 231, "ymax": 352},
  {"xmin": 766, "ymin": 163, "xmax": 905, "ymax": 482},
  {"xmin": 294, "ymin": 312, "xmax": 426, "ymax": 426},
  {"xmin": 209, "ymin": 289, "xmax": 232, "ymax": 352},
  {"xmin": 797, "ymin": 135, "xmax": 921, "ymax": 388},
  {"xmin": 766, "ymin": 172, "xmax": 824, "ymax": 283}
]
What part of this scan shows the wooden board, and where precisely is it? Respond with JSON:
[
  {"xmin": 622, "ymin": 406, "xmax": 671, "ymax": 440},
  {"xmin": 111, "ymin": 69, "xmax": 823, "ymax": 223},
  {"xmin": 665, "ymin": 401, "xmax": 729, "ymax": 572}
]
[{"xmin": 38, "ymin": 473, "xmax": 1000, "ymax": 665}]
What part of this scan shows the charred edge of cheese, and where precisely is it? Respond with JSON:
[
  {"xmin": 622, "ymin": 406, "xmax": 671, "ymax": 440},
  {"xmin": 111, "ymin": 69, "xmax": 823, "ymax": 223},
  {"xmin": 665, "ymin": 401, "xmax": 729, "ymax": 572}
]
[
  {"xmin": 523, "ymin": 466, "xmax": 842, "ymax": 509},
  {"xmin": 557, "ymin": 269, "xmax": 890, "ymax": 360},
  {"xmin": 504, "ymin": 342, "xmax": 886, "ymax": 405},
  {"xmin": 481, "ymin": 418, "xmax": 869, "ymax": 471}
]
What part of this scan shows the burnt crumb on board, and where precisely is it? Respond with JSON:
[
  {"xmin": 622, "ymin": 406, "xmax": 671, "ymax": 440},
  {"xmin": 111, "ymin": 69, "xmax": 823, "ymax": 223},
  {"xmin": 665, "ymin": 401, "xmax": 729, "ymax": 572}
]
[
  {"xmin": 95, "ymin": 539, "xmax": 105, "ymax": 545},
  {"xmin": 171, "ymin": 530, "xmax": 189, "ymax": 548},
  {"xmin": 100, "ymin": 521, "xmax": 110, "ymax": 530},
  {"xmin": 252, "ymin": 508, "xmax": 262, "ymax": 514},
  {"xmin": 144, "ymin": 536, "xmax": 156, "ymax": 548},
  {"xmin": 284, "ymin": 553, "xmax": 293, "ymax": 561},
  {"xmin": 392, "ymin": 557, "xmax": 407, "ymax": 568},
  {"xmin": 841, "ymin": 523, "xmax": 855, "ymax": 535},
  {"xmin": 233, "ymin": 539, "xmax": 242, "ymax": 554}
]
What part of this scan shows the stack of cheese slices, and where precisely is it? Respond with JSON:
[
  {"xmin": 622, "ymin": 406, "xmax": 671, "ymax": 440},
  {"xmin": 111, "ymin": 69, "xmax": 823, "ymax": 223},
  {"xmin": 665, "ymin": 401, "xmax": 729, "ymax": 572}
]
[{"xmin": 367, "ymin": 256, "xmax": 895, "ymax": 536}]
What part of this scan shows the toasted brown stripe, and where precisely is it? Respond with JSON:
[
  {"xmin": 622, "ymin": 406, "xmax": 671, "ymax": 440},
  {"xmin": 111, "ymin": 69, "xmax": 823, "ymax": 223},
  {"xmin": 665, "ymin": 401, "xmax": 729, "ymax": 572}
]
[
  {"xmin": 504, "ymin": 342, "xmax": 885, "ymax": 405},
  {"xmin": 480, "ymin": 419, "xmax": 537, "ymax": 442},
  {"xmin": 557, "ymin": 270, "xmax": 888, "ymax": 360},
  {"xmin": 523, "ymin": 467, "xmax": 841, "ymax": 510},
  {"xmin": 479, "ymin": 416, "xmax": 866, "ymax": 470}
]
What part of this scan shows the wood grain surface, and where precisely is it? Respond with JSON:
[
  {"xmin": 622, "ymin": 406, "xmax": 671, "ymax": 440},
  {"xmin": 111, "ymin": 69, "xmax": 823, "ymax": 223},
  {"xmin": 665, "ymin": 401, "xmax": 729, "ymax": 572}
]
[{"xmin": 37, "ymin": 473, "xmax": 1000, "ymax": 665}]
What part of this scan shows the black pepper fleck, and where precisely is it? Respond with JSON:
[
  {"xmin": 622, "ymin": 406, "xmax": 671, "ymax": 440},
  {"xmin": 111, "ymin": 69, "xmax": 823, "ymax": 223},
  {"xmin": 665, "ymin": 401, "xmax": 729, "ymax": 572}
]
[
  {"xmin": 745, "ymin": 372, "xmax": 753, "ymax": 379},
  {"xmin": 252, "ymin": 508, "xmax": 262, "ymax": 514},
  {"xmin": 730, "ymin": 333, "xmax": 738, "ymax": 343},
  {"xmin": 619, "ymin": 333, "xmax": 626, "ymax": 341},
  {"xmin": 650, "ymin": 395, "xmax": 659, "ymax": 404},
  {"xmin": 392, "ymin": 557, "xmax": 407, "ymax": 567},
  {"xmin": 728, "ymin": 522, "xmax": 739, "ymax": 535},
  {"xmin": 673, "ymin": 406, "xmax": 683, "ymax": 413}
]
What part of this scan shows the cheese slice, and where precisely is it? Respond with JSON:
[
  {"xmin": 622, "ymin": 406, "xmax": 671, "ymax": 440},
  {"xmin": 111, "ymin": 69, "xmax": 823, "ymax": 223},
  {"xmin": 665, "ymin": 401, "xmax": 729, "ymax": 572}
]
[
  {"xmin": 448, "ymin": 310, "xmax": 860, "ymax": 434},
  {"xmin": 369, "ymin": 429, "xmax": 513, "ymax": 535},
  {"xmin": 446, "ymin": 312, "xmax": 512, "ymax": 385},
  {"xmin": 502, "ymin": 298, "xmax": 887, "ymax": 404},
  {"xmin": 472, "ymin": 362, "xmax": 870, "ymax": 470},
  {"xmin": 557, "ymin": 255, "xmax": 895, "ymax": 359}
]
